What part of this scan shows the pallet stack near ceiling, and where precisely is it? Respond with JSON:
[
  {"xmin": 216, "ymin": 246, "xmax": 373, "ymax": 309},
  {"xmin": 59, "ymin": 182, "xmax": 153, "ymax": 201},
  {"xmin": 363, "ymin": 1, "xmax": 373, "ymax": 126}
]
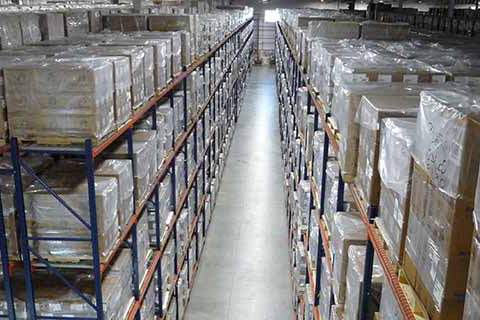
[
  {"xmin": 276, "ymin": 8, "xmax": 480, "ymax": 320},
  {"xmin": 0, "ymin": 5, "xmax": 254, "ymax": 320}
]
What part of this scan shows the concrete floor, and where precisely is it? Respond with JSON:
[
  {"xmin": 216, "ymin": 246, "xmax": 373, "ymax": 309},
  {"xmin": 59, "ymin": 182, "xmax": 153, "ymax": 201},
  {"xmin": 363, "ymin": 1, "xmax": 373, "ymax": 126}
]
[{"xmin": 184, "ymin": 66, "xmax": 293, "ymax": 320}]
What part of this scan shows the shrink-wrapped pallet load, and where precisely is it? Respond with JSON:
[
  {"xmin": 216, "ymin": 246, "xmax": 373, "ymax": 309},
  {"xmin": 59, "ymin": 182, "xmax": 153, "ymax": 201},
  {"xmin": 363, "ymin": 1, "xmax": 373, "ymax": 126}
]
[
  {"xmin": 88, "ymin": 10, "xmax": 103, "ymax": 33},
  {"xmin": 103, "ymin": 36, "xmax": 168, "ymax": 93},
  {"xmin": 105, "ymin": 14, "xmax": 148, "ymax": 32},
  {"xmin": 4, "ymin": 59, "xmax": 115, "ymax": 144},
  {"xmin": 63, "ymin": 11, "xmax": 89, "ymax": 37},
  {"xmin": 38, "ymin": 13, "xmax": 65, "ymax": 41},
  {"xmin": 376, "ymin": 118, "xmax": 416, "ymax": 266},
  {"xmin": 24, "ymin": 170, "xmax": 119, "ymax": 263},
  {"xmin": 19, "ymin": 14, "xmax": 42, "ymax": 45},
  {"xmin": 128, "ymin": 32, "xmax": 173, "ymax": 83},
  {"xmin": 95, "ymin": 159, "xmax": 134, "ymax": 229},
  {"xmin": 331, "ymin": 82, "xmax": 446, "ymax": 182},
  {"xmin": 69, "ymin": 46, "xmax": 146, "ymax": 109},
  {"xmin": 360, "ymin": 21, "xmax": 410, "ymax": 41},
  {"xmin": 55, "ymin": 56, "xmax": 132, "ymax": 128},
  {"xmin": 0, "ymin": 15, "xmax": 22, "ymax": 50},
  {"xmin": 355, "ymin": 95, "xmax": 419, "ymax": 205},
  {"xmin": 137, "ymin": 208, "xmax": 150, "ymax": 284},
  {"xmin": 308, "ymin": 21, "xmax": 360, "ymax": 39},
  {"xmin": 109, "ymin": 130, "xmax": 157, "ymax": 205},
  {"xmin": 405, "ymin": 89, "xmax": 480, "ymax": 320},
  {"xmin": 344, "ymin": 245, "xmax": 383, "ymax": 320},
  {"xmin": 464, "ymin": 236, "xmax": 480, "ymax": 319},
  {"xmin": 99, "ymin": 43, "xmax": 155, "ymax": 99},
  {"xmin": 331, "ymin": 212, "xmax": 367, "ymax": 304},
  {"xmin": 319, "ymin": 257, "xmax": 332, "ymax": 320},
  {"xmin": 140, "ymin": 276, "xmax": 156, "ymax": 320},
  {"xmin": 0, "ymin": 249, "xmax": 134, "ymax": 319}
]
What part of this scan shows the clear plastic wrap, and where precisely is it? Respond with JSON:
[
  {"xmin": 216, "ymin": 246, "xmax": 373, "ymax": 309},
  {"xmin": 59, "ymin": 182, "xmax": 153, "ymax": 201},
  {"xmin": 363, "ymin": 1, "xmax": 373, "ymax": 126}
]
[
  {"xmin": 96, "ymin": 159, "xmax": 134, "ymax": 230},
  {"xmin": 360, "ymin": 21, "xmax": 410, "ymax": 41},
  {"xmin": 355, "ymin": 95, "xmax": 419, "ymax": 205},
  {"xmin": 19, "ymin": 14, "xmax": 41, "ymax": 45},
  {"xmin": 376, "ymin": 118, "xmax": 416, "ymax": 265},
  {"xmin": 0, "ymin": 249, "xmax": 134, "ymax": 319},
  {"xmin": 405, "ymin": 164, "xmax": 474, "ymax": 316},
  {"xmin": 309, "ymin": 213, "xmax": 319, "ymax": 268},
  {"xmin": 55, "ymin": 56, "xmax": 132, "ymax": 128},
  {"xmin": 104, "ymin": 35, "xmax": 168, "ymax": 92},
  {"xmin": 25, "ymin": 172, "xmax": 119, "ymax": 262},
  {"xmin": 308, "ymin": 21, "xmax": 359, "ymax": 40},
  {"xmin": 332, "ymin": 82, "xmax": 443, "ymax": 181},
  {"xmin": 140, "ymin": 275, "xmax": 156, "ymax": 320},
  {"xmin": 298, "ymin": 180, "xmax": 311, "ymax": 227},
  {"xmin": 69, "ymin": 46, "xmax": 146, "ymax": 109},
  {"xmin": 128, "ymin": 33, "xmax": 171, "ymax": 86},
  {"xmin": 331, "ymin": 305, "xmax": 345, "ymax": 320},
  {"xmin": 0, "ymin": 15, "xmax": 22, "ymax": 50},
  {"xmin": 331, "ymin": 211, "xmax": 367, "ymax": 304},
  {"xmin": 344, "ymin": 245, "xmax": 383, "ymax": 320},
  {"xmin": 4, "ymin": 59, "xmax": 115, "ymax": 143},
  {"xmin": 38, "ymin": 13, "xmax": 65, "ymax": 41},
  {"xmin": 137, "ymin": 208, "xmax": 150, "ymax": 283},
  {"xmin": 136, "ymin": 31, "xmax": 181, "ymax": 77},
  {"xmin": 413, "ymin": 89, "xmax": 480, "ymax": 200},
  {"xmin": 105, "ymin": 14, "xmax": 148, "ymax": 32},
  {"xmin": 109, "ymin": 130, "xmax": 157, "ymax": 204},
  {"xmin": 63, "ymin": 11, "xmax": 89, "ymax": 37},
  {"xmin": 332, "ymin": 54, "xmax": 446, "ymax": 86},
  {"xmin": 319, "ymin": 257, "xmax": 332, "ymax": 320}
]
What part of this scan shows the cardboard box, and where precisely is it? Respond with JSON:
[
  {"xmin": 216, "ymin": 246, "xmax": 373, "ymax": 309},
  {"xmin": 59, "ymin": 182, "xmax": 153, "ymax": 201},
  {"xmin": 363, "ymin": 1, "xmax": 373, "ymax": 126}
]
[
  {"xmin": 377, "ymin": 117, "xmax": 416, "ymax": 266},
  {"xmin": 413, "ymin": 90, "xmax": 480, "ymax": 202},
  {"xmin": 404, "ymin": 162, "xmax": 474, "ymax": 320},
  {"xmin": 355, "ymin": 95, "xmax": 419, "ymax": 205},
  {"xmin": 331, "ymin": 212, "xmax": 368, "ymax": 304},
  {"xmin": 19, "ymin": 14, "xmax": 41, "ymax": 45},
  {"xmin": 38, "ymin": 13, "xmax": 65, "ymax": 40},
  {"xmin": 0, "ymin": 15, "xmax": 22, "ymax": 50},
  {"xmin": 4, "ymin": 60, "xmax": 115, "ymax": 144},
  {"xmin": 319, "ymin": 257, "xmax": 332, "ymax": 320},
  {"xmin": 308, "ymin": 21, "xmax": 359, "ymax": 39},
  {"xmin": 361, "ymin": 21, "xmax": 410, "ymax": 41},
  {"xmin": 63, "ymin": 11, "xmax": 89, "ymax": 37},
  {"xmin": 105, "ymin": 14, "xmax": 148, "ymax": 31},
  {"xmin": 344, "ymin": 245, "xmax": 383, "ymax": 320}
]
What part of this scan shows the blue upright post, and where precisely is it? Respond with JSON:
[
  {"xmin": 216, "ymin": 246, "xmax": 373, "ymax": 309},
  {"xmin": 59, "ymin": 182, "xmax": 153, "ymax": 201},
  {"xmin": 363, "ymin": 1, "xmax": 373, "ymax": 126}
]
[
  {"xmin": 84, "ymin": 139, "xmax": 105, "ymax": 320},
  {"xmin": 336, "ymin": 171, "xmax": 345, "ymax": 212},
  {"xmin": 319, "ymin": 134, "xmax": 330, "ymax": 216},
  {"xmin": 11, "ymin": 138, "xmax": 36, "ymax": 319},
  {"xmin": 0, "ymin": 187, "xmax": 16, "ymax": 320},
  {"xmin": 360, "ymin": 206, "xmax": 378, "ymax": 320}
]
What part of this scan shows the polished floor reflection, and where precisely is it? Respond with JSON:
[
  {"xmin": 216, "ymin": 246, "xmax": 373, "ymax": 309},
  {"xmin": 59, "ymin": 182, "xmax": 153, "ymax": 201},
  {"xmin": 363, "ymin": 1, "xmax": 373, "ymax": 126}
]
[{"xmin": 184, "ymin": 66, "xmax": 293, "ymax": 320}]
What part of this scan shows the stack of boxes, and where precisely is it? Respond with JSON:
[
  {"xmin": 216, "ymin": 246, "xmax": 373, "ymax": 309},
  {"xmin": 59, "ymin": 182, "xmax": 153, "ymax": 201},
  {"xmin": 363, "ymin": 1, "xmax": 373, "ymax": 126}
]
[{"xmin": 278, "ymin": 7, "xmax": 480, "ymax": 320}]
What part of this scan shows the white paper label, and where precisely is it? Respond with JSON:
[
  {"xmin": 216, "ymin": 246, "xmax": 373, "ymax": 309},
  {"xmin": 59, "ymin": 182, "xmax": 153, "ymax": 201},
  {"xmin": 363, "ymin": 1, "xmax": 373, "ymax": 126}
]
[
  {"xmin": 378, "ymin": 74, "xmax": 392, "ymax": 83},
  {"xmin": 403, "ymin": 74, "xmax": 418, "ymax": 83}
]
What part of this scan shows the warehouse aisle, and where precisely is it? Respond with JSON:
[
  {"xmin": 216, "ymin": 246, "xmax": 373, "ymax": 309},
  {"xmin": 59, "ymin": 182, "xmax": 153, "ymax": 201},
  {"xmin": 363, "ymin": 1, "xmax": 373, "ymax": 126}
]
[{"xmin": 184, "ymin": 66, "xmax": 293, "ymax": 320}]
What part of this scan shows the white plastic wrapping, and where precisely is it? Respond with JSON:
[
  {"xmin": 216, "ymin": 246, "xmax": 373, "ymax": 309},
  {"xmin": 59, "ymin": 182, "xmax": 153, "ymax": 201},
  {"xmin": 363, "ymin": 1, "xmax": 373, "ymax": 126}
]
[
  {"xmin": 355, "ymin": 95, "xmax": 419, "ymax": 204},
  {"xmin": 25, "ymin": 171, "xmax": 119, "ymax": 262},
  {"xmin": 69, "ymin": 46, "xmax": 146, "ymax": 109},
  {"xmin": 319, "ymin": 257, "xmax": 332, "ymax": 320},
  {"xmin": 19, "ymin": 14, "xmax": 42, "ymax": 45},
  {"xmin": 38, "ymin": 13, "xmax": 65, "ymax": 41},
  {"xmin": 109, "ymin": 130, "xmax": 157, "ymax": 204},
  {"xmin": 377, "ymin": 118, "xmax": 416, "ymax": 265},
  {"xmin": 344, "ymin": 245, "xmax": 383, "ymax": 320},
  {"xmin": 308, "ymin": 21, "xmax": 359, "ymax": 40},
  {"xmin": 413, "ymin": 89, "xmax": 480, "ymax": 200},
  {"xmin": 64, "ymin": 11, "xmax": 89, "ymax": 37},
  {"xmin": 331, "ymin": 211, "xmax": 367, "ymax": 304},
  {"xmin": 0, "ymin": 15, "xmax": 22, "ymax": 50},
  {"xmin": 96, "ymin": 159, "xmax": 134, "ymax": 230},
  {"xmin": 360, "ymin": 21, "xmax": 410, "ymax": 41},
  {"xmin": 4, "ymin": 59, "xmax": 115, "ymax": 144},
  {"xmin": 105, "ymin": 15, "xmax": 148, "ymax": 32}
]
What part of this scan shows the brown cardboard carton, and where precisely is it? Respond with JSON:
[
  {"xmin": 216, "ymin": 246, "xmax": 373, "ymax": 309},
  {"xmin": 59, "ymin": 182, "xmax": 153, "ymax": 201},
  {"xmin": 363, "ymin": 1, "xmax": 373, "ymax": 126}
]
[
  {"xmin": 404, "ymin": 162, "xmax": 474, "ymax": 320},
  {"xmin": 355, "ymin": 95, "xmax": 419, "ymax": 205}
]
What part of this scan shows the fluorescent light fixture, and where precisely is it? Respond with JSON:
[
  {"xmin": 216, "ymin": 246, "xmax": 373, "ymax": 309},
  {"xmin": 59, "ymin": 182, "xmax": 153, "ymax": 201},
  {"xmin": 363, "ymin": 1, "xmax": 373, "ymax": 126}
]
[{"xmin": 265, "ymin": 9, "xmax": 279, "ymax": 23}]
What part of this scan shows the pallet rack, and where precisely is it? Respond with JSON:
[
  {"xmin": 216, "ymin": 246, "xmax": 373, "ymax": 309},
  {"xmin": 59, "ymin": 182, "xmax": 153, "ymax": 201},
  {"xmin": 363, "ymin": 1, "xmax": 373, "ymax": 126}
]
[
  {"xmin": 0, "ymin": 17, "xmax": 254, "ymax": 320},
  {"xmin": 275, "ymin": 22, "xmax": 416, "ymax": 320}
]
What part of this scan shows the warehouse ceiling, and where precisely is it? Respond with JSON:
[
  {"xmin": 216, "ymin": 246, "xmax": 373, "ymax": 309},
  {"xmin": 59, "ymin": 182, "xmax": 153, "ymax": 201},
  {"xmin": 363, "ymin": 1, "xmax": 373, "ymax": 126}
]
[{"xmin": 228, "ymin": 0, "xmax": 477, "ymax": 10}]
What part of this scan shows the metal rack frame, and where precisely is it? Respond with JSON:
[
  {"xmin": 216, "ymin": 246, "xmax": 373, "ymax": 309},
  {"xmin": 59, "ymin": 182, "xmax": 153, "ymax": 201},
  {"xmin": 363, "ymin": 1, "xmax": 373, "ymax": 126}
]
[
  {"xmin": 0, "ymin": 18, "xmax": 254, "ymax": 320},
  {"xmin": 275, "ymin": 22, "xmax": 417, "ymax": 320}
]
